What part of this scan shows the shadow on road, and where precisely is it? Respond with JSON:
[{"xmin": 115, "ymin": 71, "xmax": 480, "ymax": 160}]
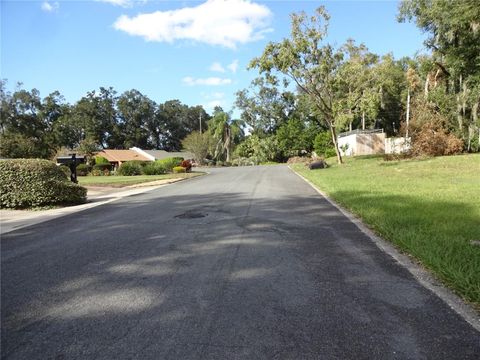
[{"xmin": 2, "ymin": 184, "xmax": 479, "ymax": 359}]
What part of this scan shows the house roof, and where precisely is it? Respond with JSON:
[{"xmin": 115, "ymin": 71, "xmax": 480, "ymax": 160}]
[
  {"xmin": 141, "ymin": 150, "xmax": 194, "ymax": 160},
  {"xmin": 96, "ymin": 150, "xmax": 150, "ymax": 163}
]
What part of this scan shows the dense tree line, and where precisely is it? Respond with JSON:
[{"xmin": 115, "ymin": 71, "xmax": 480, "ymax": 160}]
[
  {"xmin": 2, "ymin": 1, "xmax": 478, "ymax": 163},
  {"xmin": 0, "ymin": 82, "xmax": 210, "ymax": 159},
  {"xmin": 235, "ymin": 1, "xmax": 479, "ymax": 163}
]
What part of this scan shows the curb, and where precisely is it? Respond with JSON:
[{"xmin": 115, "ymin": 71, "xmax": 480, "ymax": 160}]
[{"xmin": 289, "ymin": 166, "xmax": 480, "ymax": 332}]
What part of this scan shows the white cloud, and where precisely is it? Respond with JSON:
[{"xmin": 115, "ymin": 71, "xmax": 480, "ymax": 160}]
[
  {"xmin": 206, "ymin": 100, "xmax": 223, "ymax": 109},
  {"xmin": 209, "ymin": 62, "xmax": 226, "ymax": 73},
  {"xmin": 212, "ymin": 92, "xmax": 225, "ymax": 99},
  {"xmin": 113, "ymin": 0, "xmax": 272, "ymax": 49},
  {"xmin": 41, "ymin": 1, "xmax": 59, "ymax": 13},
  {"xmin": 183, "ymin": 77, "xmax": 232, "ymax": 86},
  {"xmin": 95, "ymin": 0, "xmax": 135, "ymax": 7},
  {"xmin": 227, "ymin": 59, "xmax": 239, "ymax": 73}
]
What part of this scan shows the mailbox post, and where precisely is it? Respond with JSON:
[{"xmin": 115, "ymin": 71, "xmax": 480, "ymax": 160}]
[
  {"xmin": 56, "ymin": 154, "xmax": 85, "ymax": 184},
  {"xmin": 69, "ymin": 154, "xmax": 78, "ymax": 183}
]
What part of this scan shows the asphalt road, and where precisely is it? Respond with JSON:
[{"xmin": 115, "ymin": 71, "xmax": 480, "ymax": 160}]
[{"xmin": 1, "ymin": 166, "xmax": 479, "ymax": 359}]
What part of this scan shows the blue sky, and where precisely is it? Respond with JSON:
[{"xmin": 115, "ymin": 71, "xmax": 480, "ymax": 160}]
[{"xmin": 1, "ymin": 0, "xmax": 426, "ymax": 114}]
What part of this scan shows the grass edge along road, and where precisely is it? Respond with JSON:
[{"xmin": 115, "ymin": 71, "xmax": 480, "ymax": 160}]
[
  {"xmin": 78, "ymin": 172, "xmax": 204, "ymax": 187},
  {"xmin": 292, "ymin": 154, "xmax": 480, "ymax": 309}
]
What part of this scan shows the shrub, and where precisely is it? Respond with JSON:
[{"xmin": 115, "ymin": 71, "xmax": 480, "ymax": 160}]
[
  {"xmin": 313, "ymin": 132, "xmax": 336, "ymax": 158},
  {"xmin": 76, "ymin": 163, "xmax": 89, "ymax": 176},
  {"xmin": 182, "ymin": 131, "xmax": 212, "ymax": 165},
  {"xmin": 94, "ymin": 156, "xmax": 110, "ymax": 165},
  {"xmin": 411, "ymin": 122, "xmax": 464, "ymax": 157},
  {"xmin": 180, "ymin": 160, "xmax": 192, "ymax": 172},
  {"xmin": 143, "ymin": 162, "xmax": 167, "ymax": 175},
  {"xmin": 93, "ymin": 163, "xmax": 112, "ymax": 172},
  {"xmin": 0, "ymin": 159, "xmax": 87, "ymax": 208},
  {"xmin": 224, "ymin": 161, "xmax": 232, "ymax": 167},
  {"xmin": 173, "ymin": 166, "xmax": 186, "ymax": 173},
  {"xmin": 117, "ymin": 161, "xmax": 143, "ymax": 176},
  {"xmin": 157, "ymin": 157, "xmax": 182, "ymax": 172},
  {"xmin": 216, "ymin": 161, "xmax": 224, "ymax": 167},
  {"xmin": 58, "ymin": 165, "xmax": 71, "ymax": 179}
]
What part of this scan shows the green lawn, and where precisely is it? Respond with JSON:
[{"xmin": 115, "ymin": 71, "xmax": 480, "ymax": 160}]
[
  {"xmin": 78, "ymin": 172, "xmax": 203, "ymax": 187},
  {"xmin": 292, "ymin": 154, "xmax": 480, "ymax": 307}
]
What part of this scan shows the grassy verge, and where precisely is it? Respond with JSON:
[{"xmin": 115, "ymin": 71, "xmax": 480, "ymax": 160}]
[
  {"xmin": 292, "ymin": 154, "xmax": 480, "ymax": 307},
  {"xmin": 78, "ymin": 172, "xmax": 203, "ymax": 187}
]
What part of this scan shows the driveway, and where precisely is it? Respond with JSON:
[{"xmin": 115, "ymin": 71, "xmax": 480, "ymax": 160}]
[{"xmin": 1, "ymin": 165, "xmax": 479, "ymax": 359}]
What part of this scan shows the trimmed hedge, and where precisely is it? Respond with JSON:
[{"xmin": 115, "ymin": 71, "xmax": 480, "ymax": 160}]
[
  {"xmin": 156, "ymin": 157, "xmax": 182, "ymax": 172},
  {"xmin": 117, "ymin": 161, "xmax": 143, "ymax": 176},
  {"xmin": 143, "ymin": 162, "xmax": 167, "ymax": 175},
  {"xmin": 76, "ymin": 163, "xmax": 90, "ymax": 176},
  {"xmin": 173, "ymin": 166, "xmax": 186, "ymax": 173},
  {"xmin": 93, "ymin": 163, "xmax": 112, "ymax": 172},
  {"xmin": 0, "ymin": 159, "xmax": 87, "ymax": 208}
]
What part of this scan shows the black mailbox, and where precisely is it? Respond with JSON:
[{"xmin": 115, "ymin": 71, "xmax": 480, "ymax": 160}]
[{"xmin": 56, "ymin": 154, "xmax": 85, "ymax": 184}]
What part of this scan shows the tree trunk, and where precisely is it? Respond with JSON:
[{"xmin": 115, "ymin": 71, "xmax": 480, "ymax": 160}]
[
  {"xmin": 329, "ymin": 124, "xmax": 343, "ymax": 164},
  {"xmin": 362, "ymin": 111, "xmax": 365, "ymax": 130},
  {"xmin": 456, "ymin": 75, "xmax": 464, "ymax": 138},
  {"xmin": 424, "ymin": 74, "xmax": 430, "ymax": 98},
  {"xmin": 406, "ymin": 89, "xmax": 410, "ymax": 139},
  {"xmin": 473, "ymin": 101, "xmax": 479, "ymax": 152},
  {"xmin": 456, "ymin": 93, "xmax": 463, "ymax": 136}
]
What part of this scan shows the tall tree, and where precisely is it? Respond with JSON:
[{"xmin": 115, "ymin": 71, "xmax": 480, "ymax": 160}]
[
  {"xmin": 235, "ymin": 75, "xmax": 296, "ymax": 135},
  {"xmin": 398, "ymin": 0, "xmax": 480, "ymax": 145},
  {"xmin": 117, "ymin": 89, "xmax": 156, "ymax": 149},
  {"xmin": 0, "ymin": 84, "xmax": 57, "ymax": 158},
  {"xmin": 157, "ymin": 100, "xmax": 188, "ymax": 151},
  {"xmin": 209, "ymin": 108, "xmax": 244, "ymax": 162},
  {"xmin": 158, "ymin": 101, "xmax": 210, "ymax": 151},
  {"xmin": 335, "ymin": 39, "xmax": 379, "ymax": 132},
  {"xmin": 250, "ymin": 7, "xmax": 346, "ymax": 163}
]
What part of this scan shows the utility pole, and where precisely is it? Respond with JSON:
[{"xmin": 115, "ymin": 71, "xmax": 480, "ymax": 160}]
[
  {"xmin": 362, "ymin": 111, "xmax": 365, "ymax": 130},
  {"xmin": 199, "ymin": 113, "xmax": 202, "ymax": 133}
]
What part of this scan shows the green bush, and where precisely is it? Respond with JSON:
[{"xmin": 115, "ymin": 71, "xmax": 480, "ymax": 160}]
[
  {"xmin": 0, "ymin": 159, "xmax": 87, "ymax": 208},
  {"xmin": 76, "ymin": 163, "xmax": 90, "ymax": 176},
  {"xmin": 94, "ymin": 156, "xmax": 110, "ymax": 165},
  {"xmin": 58, "ymin": 165, "xmax": 71, "ymax": 179},
  {"xmin": 117, "ymin": 161, "xmax": 144, "ymax": 176},
  {"xmin": 156, "ymin": 157, "xmax": 182, "ymax": 172},
  {"xmin": 173, "ymin": 166, "xmax": 186, "ymax": 173},
  {"xmin": 93, "ymin": 163, "xmax": 112, "ymax": 172},
  {"xmin": 313, "ymin": 132, "xmax": 336, "ymax": 158},
  {"xmin": 143, "ymin": 162, "xmax": 167, "ymax": 175}
]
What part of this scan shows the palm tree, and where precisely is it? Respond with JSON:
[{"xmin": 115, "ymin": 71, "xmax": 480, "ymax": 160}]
[{"xmin": 209, "ymin": 108, "xmax": 244, "ymax": 162}]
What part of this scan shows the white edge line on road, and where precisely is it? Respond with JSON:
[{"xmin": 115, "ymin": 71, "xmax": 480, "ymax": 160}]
[{"xmin": 289, "ymin": 166, "xmax": 480, "ymax": 332}]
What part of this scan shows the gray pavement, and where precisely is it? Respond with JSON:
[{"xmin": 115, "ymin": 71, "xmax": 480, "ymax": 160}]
[
  {"xmin": 0, "ymin": 183, "xmax": 174, "ymax": 235},
  {"xmin": 1, "ymin": 165, "xmax": 479, "ymax": 359}
]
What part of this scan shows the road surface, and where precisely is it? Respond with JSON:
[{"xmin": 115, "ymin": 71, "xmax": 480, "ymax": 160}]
[{"xmin": 2, "ymin": 166, "xmax": 479, "ymax": 359}]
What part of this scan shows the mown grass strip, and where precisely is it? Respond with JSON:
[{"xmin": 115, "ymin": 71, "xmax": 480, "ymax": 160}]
[{"xmin": 293, "ymin": 154, "xmax": 480, "ymax": 307}]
